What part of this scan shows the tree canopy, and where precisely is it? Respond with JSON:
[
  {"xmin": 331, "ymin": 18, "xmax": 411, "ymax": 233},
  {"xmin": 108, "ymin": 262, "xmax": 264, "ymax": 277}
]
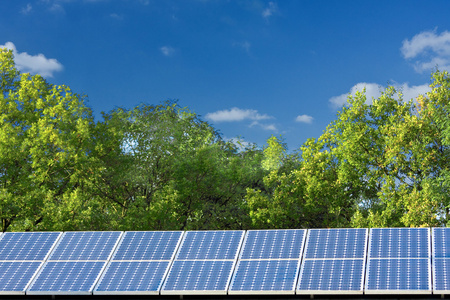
[{"xmin": 1, "ymin": 47, "xmax": 449, "ymax": 232}]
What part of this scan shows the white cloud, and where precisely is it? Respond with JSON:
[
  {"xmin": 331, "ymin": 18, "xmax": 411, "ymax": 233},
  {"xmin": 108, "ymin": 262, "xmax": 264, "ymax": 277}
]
[
  {"xmin": 329, "ymin": 82, "xmax": 431, "ymax": 109},
  {"xmin": 250, "ymin": 121, "xmax": 277, "ymax": 131},
  {"xmin": 295, "ymin": 114, "xmax": 314, "ymax": 124},
  {"xmin": 21, "ymin": 3, "xmax": 32, "ymax": 14},
  {"xmin": 205, "ymin": 107, "xmax": 273, "ymax": 122},
  {"xmin": 160, "ymin": 46, "xmax": 175, "ymax": 57},
  {"xmin": 329, "ymin": 83, "xmax": 382, "ymax": 109},
  {"xmin": 262, "ymin": 1, "xmax": 278, "ymax": 19},
  {"xmin": 233, "ymin": 41, "xmax": 251, "ymax": 54},
  {"xmin": 401, "ymin": 30, "xmax": 450, "ymax": 72},
  {"xmin": 0, "ymin": 42, "xmax": 63, "ymax": 77}
]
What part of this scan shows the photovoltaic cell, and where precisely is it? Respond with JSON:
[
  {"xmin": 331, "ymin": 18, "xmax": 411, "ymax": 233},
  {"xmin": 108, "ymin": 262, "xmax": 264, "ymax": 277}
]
[
  {"xmin": 49, "ymin": 231, "xmax": 122, "ymax": 261},
  {"xmin": 175, "ymin": 230, "xmax": 244, "ymax": 260},
  {"xmin": 27, "ymin": 261, "xmax": 106, "ymax": 295},
  {"xmin": 0, "ymin": 232, "xmax": 61, "ymax": 261},
  {"xmin": 229, "ymin": 260, "xmax": 300, "ymax": 294},
  {"xmin": 304, "ymin": 228, "xmax": 367, "ymax": 259},
  {"xmin": 112, "ymin": 231, "xmax": 182, "ymax": 261},
  {"xmin": 162, "ymin": 260, "xmax": 234, "ymax": 294},
  {"xmin": 94, "ymin": 261, "xmax": 170, "ymax": 294},
  {"xmin": 0, "ymin": 262, "xmax": 42, "ymax": 295},
  {"xmin": 239, "ymin": 229, "xmax": 305, "ymax": 260},
  {"xmin": 297, "ymin": 259, "xmax": 364, "ymax": 293}
]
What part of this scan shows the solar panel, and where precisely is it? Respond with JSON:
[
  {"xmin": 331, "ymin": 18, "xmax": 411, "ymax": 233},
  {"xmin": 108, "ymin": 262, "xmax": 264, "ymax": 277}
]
[
  {"xmin": 0, "ymin": 232, "xmax": 61, "ymax": 261},
  {"xmin": 111, "ymin": 231, "xmax": 182, "ymax": 261},
  {"xmin": 432, "ymin": 228, "xmax": 450, "ymax": 294},
  {"xmin": 95, "ymin": 261, "xmax": 170, "ymax": 294},
  {"xmin": 297, "ymin": 228, "xmax": 368, "ymax": 295},
  {"xmin": 433, "ymin": 259, "xmax": 450, "ymax": 294},
  {"xmin": 369, "ymin": 228, "xmax": 430, "ymax": 258},
  {"xmin": 175, "ymin": 230, "xmax": 244, "ymax": 260},
  {"xmin": 0, "ymin": 232, "xmax": 61, "ymax": 295},
  {"xmin": 162, "ymin": 260, "xmax": 235, "ymax": 294},
  {"xmin": 239, "ymin": 229, "xmax": 305, "ymax": 260},
  {"xmin": 228, "ymin": 229, "xmax": 306, "ymax": 295},
  {"xmin": 304, "ymin": 228, "xmax": 367, "ymax": 259},
  {"xmin": 161, "ymin": 230, "xmax": 244, "ymax": 295},
  {"xmin": 297, "ymin": 259, "xmax": 364, "ymax": 294},
  {"xmin": 229, "ymin": 260, "xmax": 300, "ymax": 295},
  {"xmin": 94, "ymin": 231, "xmax": 183, "ymax": 295},
  {"xmin": 27, "ymin": 261, "xmax": 106, "ymax": 295},
  {"xmin": 366, "ymin": 258, "xmax": 430, "ymax": 293},
  {"xmin": 48, "ymin": 231, "xmax": 122, "ymax": 261},
  {"xmin": 27, "ymin": 231, "xmax": 122, "ymax": 295},
  {"xmin": 0, "ymin": 262, "xmax": 43, "ymax": 295},
  {"xmin": 365, "ymin": 228, "xmax": 431, "ymax": 294},
  {"xmin": 433, "ymin": 227, "xmax": 450, "ymax": 258}
]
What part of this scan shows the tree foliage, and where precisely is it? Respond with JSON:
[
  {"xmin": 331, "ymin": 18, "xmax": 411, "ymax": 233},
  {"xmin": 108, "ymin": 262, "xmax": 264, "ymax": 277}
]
[{"xmin": 2, "ymin": 47, "xmax": 449, "ymax": 231}]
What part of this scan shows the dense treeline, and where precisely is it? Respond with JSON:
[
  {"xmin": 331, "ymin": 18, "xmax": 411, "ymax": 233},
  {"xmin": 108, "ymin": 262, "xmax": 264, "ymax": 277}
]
[{"xmin": 1, "ymin": 48, "xmax": 449, "ymax": 232}]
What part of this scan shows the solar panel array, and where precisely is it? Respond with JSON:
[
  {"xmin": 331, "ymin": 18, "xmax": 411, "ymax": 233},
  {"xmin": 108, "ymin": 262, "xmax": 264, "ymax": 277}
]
[
  {"xmin": 297, "ymin": 228, "xmax": 368, "ymax": 294},
  {"xmin": 229, "ymin": 229, "xmax": 305, "ymax": 295},
  {"xmin": 1, "ymin": 228, "xmax": 450, "ymax": 296},
  {"xmin": 365, "ymin": 228, "xmax": 431, "ymax": 294},
  {"xmin": 0, "ymin": 232, "xmax": 61, "ymax": 295},
  {"xmin": 161, "ymin": 230, "xmax": 244, "ymax": 295}
]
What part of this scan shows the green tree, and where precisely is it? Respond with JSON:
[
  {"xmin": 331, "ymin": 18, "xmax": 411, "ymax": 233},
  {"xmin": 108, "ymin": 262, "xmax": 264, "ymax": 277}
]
[{"xmin": 0, "ymin": 48, "xmax": 102, "ymax": 231}]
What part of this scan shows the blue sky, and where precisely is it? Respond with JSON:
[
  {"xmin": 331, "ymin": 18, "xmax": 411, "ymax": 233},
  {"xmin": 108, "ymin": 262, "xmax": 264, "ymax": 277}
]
[{"xmin": 2, "ymin": 0, "xmax": 450, "ymax": 150}]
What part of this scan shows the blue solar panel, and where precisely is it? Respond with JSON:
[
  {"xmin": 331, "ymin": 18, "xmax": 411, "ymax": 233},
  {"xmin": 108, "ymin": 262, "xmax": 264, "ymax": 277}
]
[
  {"xmin": 239, "ymin": 229, "xmax": 306, "ymax": 260},
  {"xmin": 229, "ymin": 260, "xmax": 300, "ymax": 294},
  {"xmin": 176, "ymin": 231, "xmax": 244, "ymax": 260},
  {"xmin": 49, "ymin": 231, "xmax": 122, "ymax": 261},
  {"xmin": 0, "ymin": 262, "xmax": 42, "ymax": 295},
  {"xmin": 0, "ymin": 232, "xmax": 61, "ymax": 261},
  {"xmin": 27, "ymin": 261, "xmax": 106, "ymax": 295},
  {"xmin": 433, "ymin": 228, "xmax": 450, "ymax": 258},
  {"xmin": 365, "ymin": 258, "xmax": 431, "ymax": 293},
  {"xmin": 369, "ymin": 228, "xmax": 430, "ymax": 258},
  {"xmin": 112, "ymin": 231, "xmax": 182, "ymax": 261},
  {"xmin": 297, "ymin": 259, "xmax": 364, "ymax": 294},
  {"xmin": 304, "ymin": 228, "xmax": 368, "ymax": 259},
  {"xmin": 433, "ymin": 259, "xmax": 450, "ymax": 293},
  {"xmin": 94, "ymin": 261, "xmax": 169, "ymax": 294},
  {"xmin": 161, "ymin": 260, "xmax": 235, "ymax": 295}
]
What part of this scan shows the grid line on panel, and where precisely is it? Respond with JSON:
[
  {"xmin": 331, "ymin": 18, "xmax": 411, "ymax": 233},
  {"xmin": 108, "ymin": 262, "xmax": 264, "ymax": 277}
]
[
  {"xmin": 297, "ymin": 259, "xmax": 364, "ymax": 293},
  {"xmin": 49, "ymin": 231, "xmax": 123, "ymax": 261},
  {"xmin": 433, "ymin": 228, "xmax": 450, "ymax": 259},
  {"xmin": 0, "ymin": 232, "xmax": 62, "ymax": 261},
  {"xmin": 365, "ymin": 258, "xmax": 431, "ymax": 292},
  {"xmin": 303, "ymin": 228, "xmax": 368, "ymax": 260},
  {"xmin": 368, "ymin": 228, "xmax": 430, "ymax": 259},
  {"xmin": 239, "ymin": 229, "xmax": 306, "ymax": 260},
  {"xmin": 175, "ymin": 230, "xmax": 244, "ymax": 260},
  {"xmin": 112, "ymin": 231, "xmax": 183, "ymax": 261},
  {"xmin": 27, "ymin": 261, "xmax": 106, "ymax": 294},
  {"xmin": 161, "ymin": 231, "xmax": 244, "ymax": 294},
  {"xmin": 161, "ymin": 260, "xmax": 235, "ymax": 294},
  {"xmin": 0, "ymin": 261, "xmax": 43, "ymax": 294},
  {"xmin": 229, "ymin": 259, "xmax": 300, "ymax": 293}
]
